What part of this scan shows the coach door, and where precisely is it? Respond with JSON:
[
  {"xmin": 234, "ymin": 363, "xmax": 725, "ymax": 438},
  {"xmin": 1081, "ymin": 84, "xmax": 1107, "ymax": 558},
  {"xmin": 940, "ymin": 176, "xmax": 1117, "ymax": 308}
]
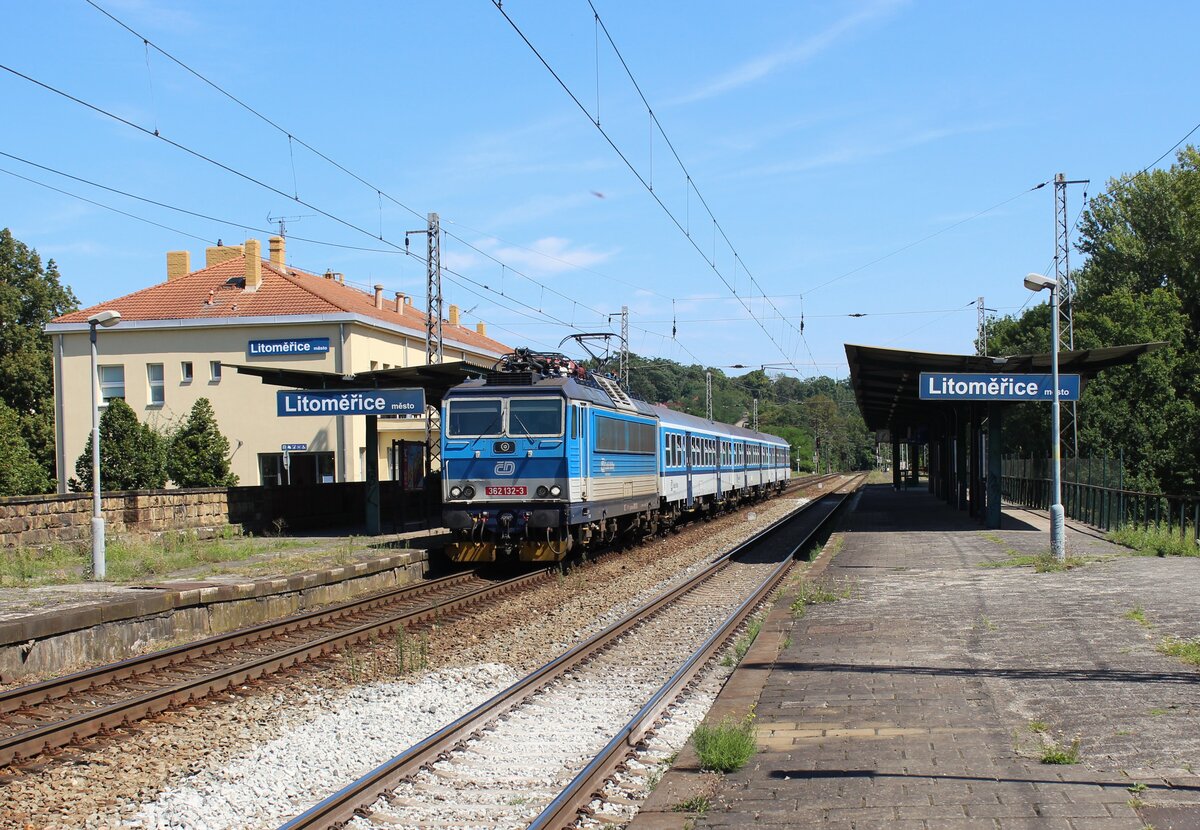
[
  {"xmin": 577, "ymin": 403, "xmax": 590, "ymax": 501},
  {"xmin": 685, "ymin": 431, "xmax": 694, "ymax": 509}
]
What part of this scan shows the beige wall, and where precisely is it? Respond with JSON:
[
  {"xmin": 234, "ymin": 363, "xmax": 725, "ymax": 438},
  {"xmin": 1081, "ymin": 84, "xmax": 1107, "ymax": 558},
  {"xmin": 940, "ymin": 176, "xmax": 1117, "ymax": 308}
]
[{"xmin": 54, "ymin": 318, "xmax": 497, "ymax": 490}]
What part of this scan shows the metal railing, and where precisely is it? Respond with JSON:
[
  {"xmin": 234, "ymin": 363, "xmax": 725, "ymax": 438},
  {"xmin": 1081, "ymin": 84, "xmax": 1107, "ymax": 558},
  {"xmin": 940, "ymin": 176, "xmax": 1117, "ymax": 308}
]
[{"xmin": 1001, "ymin": 454, "xmax": 1200, "ymax": 544}]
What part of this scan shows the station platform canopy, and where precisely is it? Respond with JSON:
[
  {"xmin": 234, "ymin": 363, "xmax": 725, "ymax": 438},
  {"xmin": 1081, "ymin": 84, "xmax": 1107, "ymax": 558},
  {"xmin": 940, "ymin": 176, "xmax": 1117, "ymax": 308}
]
[
  {"xmin": 230, "ymin": 359, "xmax": 490, "ymax": 406},
  {"xmin": 845, "ymin": 342, "xmax": 1164, "ymax": 434}
]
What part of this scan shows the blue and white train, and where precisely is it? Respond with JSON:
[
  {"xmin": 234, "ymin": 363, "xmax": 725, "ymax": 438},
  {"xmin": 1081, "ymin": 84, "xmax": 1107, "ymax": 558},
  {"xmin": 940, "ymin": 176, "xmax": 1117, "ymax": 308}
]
[{"xmin": 441, "ymin": 349, "xmax": 791, "ymax": 562}]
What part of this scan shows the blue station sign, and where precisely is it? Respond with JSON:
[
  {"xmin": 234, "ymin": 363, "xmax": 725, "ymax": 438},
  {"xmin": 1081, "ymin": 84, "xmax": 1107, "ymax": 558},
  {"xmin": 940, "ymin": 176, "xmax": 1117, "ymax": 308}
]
[
  {"xmin": 277, "ymin": 388, "xmax": 425, "ymax": 417},
  {"xmin": 919, "ymin": 373, "xmax": 1080, "ymax": 402},
  {"xmin": 248, "ymin": 337, "xmax": 330, "ymax": 356},
  {"xmin": 280, "ymin": 443, "xmax": 308, "ymax": 452}
]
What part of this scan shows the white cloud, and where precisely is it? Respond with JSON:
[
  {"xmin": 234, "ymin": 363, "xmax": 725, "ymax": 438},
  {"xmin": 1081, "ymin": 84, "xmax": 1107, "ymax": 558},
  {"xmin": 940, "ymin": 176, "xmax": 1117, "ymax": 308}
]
[
  {"xmin": 673, "ymin": 0, "xmax": 906, "ymax": 105},
  {"xmin": 491, "ymin": 236, "xmax": 614, "ymax": 276}
]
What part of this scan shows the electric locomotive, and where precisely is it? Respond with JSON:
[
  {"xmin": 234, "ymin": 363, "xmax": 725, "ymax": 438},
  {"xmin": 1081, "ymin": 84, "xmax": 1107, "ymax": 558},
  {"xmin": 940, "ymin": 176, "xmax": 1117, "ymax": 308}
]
[{"xmin": 441, "ymin": 348, "xmax": 790, "ymax": 562}]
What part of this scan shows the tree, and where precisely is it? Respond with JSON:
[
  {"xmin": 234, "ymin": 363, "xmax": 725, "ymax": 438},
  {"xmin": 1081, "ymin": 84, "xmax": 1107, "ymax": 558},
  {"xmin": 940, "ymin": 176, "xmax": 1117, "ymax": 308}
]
[
  {"xmin": 74, "ymin": 398, "xmax": 167, "ymax": 491},
  {"xmin": 988, "ymin": 147, "xmax": 1200, "ymax": 492},
  {"xmin": 168, "ymin": 398, "xmax": 238, "ymax": 486},
  {"xmin": 0, "ymin": 400, "xmax": 50, "ymax": 496},
  {"xmin": 0, "ymin": 228, "xmax": 79, "ymax": 482}
]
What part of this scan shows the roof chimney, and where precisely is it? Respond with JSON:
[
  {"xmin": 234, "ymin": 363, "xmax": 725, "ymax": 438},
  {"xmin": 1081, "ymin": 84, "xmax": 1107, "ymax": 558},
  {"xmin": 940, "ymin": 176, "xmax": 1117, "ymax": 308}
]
[
  {"xmin": 374, "ymin": 284, "xmax": 385, "ymax": 309},
  {"xmin": 395, "ymin": 291, "xmax": 405, "ymax": 312},
  {"xmin": 324, "ymin": 269, "xmax": 335, "ymax": 280},
  {"xmin": 269, "ymin": 235, "xmax": 285, "ymax": 267},
  {"xmin": 476, "ymin": 321, "xmax": 487, "ymax": 336},
  {"xmin": 448, "ymin": 304, "xmax": 460, "ymax": 326},
  {"xmin": 244, "ymin": 239, "xmax": 262, "ymax": 291},
  {"xmin": 206, "ymin": 243, "xmax": 243, "ymax": 268},
  {"xmin": 166, "ymin": 250, "xmax": 190, "ymax": 281}
]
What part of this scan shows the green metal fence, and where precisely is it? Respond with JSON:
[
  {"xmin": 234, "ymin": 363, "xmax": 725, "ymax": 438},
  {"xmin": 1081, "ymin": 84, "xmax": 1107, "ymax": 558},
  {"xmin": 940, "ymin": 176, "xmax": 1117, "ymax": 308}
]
[{"xmin": 1001, "ymin": 454, "xmax": 1200, "ymax": 544}]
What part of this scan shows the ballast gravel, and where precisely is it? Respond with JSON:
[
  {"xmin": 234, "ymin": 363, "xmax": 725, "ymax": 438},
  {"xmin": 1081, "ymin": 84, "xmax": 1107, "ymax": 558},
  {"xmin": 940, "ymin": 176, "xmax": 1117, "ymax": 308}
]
[{"xmin": 0, "ymin": 494, "xmax": 812, "ymax": 830}]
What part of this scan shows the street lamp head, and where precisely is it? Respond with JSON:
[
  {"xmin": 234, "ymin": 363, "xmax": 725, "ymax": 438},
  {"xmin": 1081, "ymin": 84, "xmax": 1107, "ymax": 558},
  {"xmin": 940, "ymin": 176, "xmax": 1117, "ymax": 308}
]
[
  {"xmin": 87, "ymin": 310, "xmax": 122, "ymax": 328},
  {"xmin": 1023, "ymin": 273, "xmax": 1057, "ymax": 293}
]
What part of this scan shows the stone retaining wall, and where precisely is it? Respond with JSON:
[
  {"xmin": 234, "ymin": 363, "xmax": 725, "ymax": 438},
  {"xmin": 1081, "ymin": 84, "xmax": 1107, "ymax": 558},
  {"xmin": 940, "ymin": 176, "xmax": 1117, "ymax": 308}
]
[
  {"xmin": 0, "ymin": 482, "xmax": 437, "ymax": 548},
  {"xmin": 0, "ymin": 489, "xmax": 230, "ymax": 548}
]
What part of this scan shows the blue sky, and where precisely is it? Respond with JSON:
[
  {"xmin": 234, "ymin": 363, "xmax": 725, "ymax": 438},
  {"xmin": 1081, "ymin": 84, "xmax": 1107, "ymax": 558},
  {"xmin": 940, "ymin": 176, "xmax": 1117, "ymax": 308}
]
[{"xmin": 3, "ymin": 1, "xmax": 1198, "ymax": 379}]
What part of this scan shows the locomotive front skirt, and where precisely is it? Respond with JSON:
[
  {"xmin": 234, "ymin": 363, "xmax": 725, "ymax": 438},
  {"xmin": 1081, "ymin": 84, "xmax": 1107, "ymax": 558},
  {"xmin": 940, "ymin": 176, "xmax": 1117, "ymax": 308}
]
[{"xmin": 441, "ymin": 369, "xmax": 790, "ymax": 562}]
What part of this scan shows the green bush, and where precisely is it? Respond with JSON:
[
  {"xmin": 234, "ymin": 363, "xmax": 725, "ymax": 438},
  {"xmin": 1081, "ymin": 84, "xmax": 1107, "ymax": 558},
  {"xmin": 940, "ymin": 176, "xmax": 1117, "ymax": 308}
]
[
  {"xmin": 691, "ymin": 714, "xmax": 757, "ymax": 773},
  {"xmin": 74, "ymin": 398, "xmax": 166, "ymax": 490},
  {"xmin": 168, "ymin": 398, "xmax": 238, "ymax": 486},
  {"xmin": 0, "ymin": 401, "xmax": 50, "ymax": 495}
]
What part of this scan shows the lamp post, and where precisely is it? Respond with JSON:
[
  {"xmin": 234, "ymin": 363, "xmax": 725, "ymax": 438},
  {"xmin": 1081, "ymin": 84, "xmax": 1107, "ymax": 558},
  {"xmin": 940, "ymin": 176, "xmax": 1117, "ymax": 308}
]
[
  {"xmin": 88, "ymin": 310, "xmax": 121, "ymax": 580},
  {"xmin": 1023, "ymin": 273, "xmax": 1065, "ymax": 560}
]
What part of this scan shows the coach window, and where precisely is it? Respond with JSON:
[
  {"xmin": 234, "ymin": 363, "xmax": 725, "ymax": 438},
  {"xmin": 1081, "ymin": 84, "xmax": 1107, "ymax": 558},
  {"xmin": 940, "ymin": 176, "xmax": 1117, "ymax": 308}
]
[
  {"xmin": 509, "ymin": 398, "xmax": 563, "ymax": 437},
  {"xmin": 596, "ymin": 415, "xmax": 654, "ymax": 454},
  {"xmin": 447, "ymin": 398, "xmax": 503, "ymax": 436}
]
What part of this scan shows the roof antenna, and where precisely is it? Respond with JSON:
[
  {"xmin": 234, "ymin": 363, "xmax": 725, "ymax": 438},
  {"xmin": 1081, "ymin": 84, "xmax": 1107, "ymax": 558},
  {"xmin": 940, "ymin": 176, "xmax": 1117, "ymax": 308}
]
[{"xmin": 266, "ymin": 213, "xmax": 313, "ymax": 237}]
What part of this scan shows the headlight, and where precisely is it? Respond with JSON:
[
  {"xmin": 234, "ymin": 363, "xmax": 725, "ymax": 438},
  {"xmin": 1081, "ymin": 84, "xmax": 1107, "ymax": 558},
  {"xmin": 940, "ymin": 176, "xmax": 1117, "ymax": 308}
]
[
  {"xmin": 535, "ymin": 485, "xmax": 548, "ymax": 497},
  {"xmin": 549, "ymin": 485, "xmax": 561, "ymax": 496},
  {"xmin": 462, "ymin": 485, "xmax": 476, "ymax": 499},
  {"xmin": 450, "ymin": 486, "xmax": 462, "ymax": 498}
]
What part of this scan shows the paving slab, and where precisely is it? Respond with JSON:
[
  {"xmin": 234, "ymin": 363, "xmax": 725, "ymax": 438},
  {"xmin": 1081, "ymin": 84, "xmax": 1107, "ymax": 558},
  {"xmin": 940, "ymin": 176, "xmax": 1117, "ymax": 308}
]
[{"xmin": 633, "ymin": 484, "xmax": 1200, "ymax": 829}]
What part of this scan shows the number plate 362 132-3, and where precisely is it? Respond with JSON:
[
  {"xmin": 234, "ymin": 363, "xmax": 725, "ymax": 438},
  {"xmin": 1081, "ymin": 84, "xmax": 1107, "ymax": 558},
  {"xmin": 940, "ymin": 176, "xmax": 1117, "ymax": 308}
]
[{"xmin": 485, "ymin": 485, "xmax": 527, "ymax": 496}]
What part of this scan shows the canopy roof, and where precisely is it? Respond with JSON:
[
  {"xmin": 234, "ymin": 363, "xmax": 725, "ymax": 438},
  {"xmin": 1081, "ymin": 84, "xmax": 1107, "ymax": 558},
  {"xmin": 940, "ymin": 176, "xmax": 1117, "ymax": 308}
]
[{"xmin": 845, "ymin": 342, "xmax": 1164, "ymax": 433}]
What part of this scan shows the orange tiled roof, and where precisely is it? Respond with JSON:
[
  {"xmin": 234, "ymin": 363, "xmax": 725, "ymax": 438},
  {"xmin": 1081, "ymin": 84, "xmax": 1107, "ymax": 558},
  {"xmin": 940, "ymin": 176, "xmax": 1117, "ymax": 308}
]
[{"xmin": 53, "ymin": 254, "xmax": 511, "ymax": 355}]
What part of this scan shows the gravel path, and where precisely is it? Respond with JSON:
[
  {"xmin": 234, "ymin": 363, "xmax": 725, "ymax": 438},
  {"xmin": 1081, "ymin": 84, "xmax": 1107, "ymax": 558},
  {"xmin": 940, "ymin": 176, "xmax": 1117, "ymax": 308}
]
[{"xmin": 0, "ymin": 496, "xmax": 809, "ymax": 830}]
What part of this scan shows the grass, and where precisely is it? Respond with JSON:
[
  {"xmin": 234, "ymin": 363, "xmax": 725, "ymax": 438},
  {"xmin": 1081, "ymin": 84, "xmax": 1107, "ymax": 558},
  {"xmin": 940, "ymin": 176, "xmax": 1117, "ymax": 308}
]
[
  {"xmin": 1156, "ymin": 637, "xmax": 1200, "ymax": 666},
  {"xmin": 0, "ymin": 531, "xmax": 341, "ymax": 586},
  {"xmin": 691, "ymin": 714, "xmax": 757, "ymax": 773},
  {"xmin": 1028, "ymin": 719, "xmax": 1048, "ymax": 733},
  {"xmin": 1108, "ymin": 521, "xmax": 1200, "ymax": 558},
  {"xmin": 978, "ymin": 551, "xmax": 1085, "ymax": 572},
  {"xmin": 789, "ymin": 577, "xmax": 849, "ymax": 617},
  {"xmin": 1124, "ymin": 606, "xmax": 1151, "ymax": 627},
  {"xmin": 1040, "ymin": 738, "xmax": 1081, "ymax": 765},
  {"xmin": 722, "ymin": 617, "xmax": 763, "ymax": 667}
]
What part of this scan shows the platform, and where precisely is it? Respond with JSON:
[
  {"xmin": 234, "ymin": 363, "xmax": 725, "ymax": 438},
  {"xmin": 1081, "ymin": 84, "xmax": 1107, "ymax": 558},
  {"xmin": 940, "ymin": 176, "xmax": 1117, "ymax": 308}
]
[
  {"xmin": 633, "ymin": 484, "xmax": 1200, "ymax": 830},
  {"xmin": 0, "ymin": 529, "xmax": 445, "ymax": 684}
]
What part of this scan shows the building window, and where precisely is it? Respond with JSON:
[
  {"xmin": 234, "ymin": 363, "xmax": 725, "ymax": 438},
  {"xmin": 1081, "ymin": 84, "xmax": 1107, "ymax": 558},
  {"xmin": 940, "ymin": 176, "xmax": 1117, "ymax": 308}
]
[
  {"xmin": 99, "ymin": 365, "xmax": 125, "ymax": 403},
  {"xmin": 147, "ymin": 363, "xmax": 164, "ymax": 406},
  {"xmin": 259, "ymin": 451, "xmax": 335, "ymax": 486},
  {"xmin": 210, "ymin": 360, "xmax": 222, "ymax": 382},
  {"xmin": 181, "ymin": 361, "xmax": 193, "ymax": 383}
]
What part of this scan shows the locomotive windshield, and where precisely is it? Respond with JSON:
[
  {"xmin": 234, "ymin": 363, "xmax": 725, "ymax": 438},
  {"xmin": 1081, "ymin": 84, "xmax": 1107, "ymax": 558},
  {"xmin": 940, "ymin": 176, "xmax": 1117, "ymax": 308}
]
[
  {"xmin": 445, "ymin": 397, "xmax": 564, "ymax": 437},
  {"xmin": 509, "ymin": 398, "xmax": 563, "ymax": 436},
  {"xmin": 447, "ymin": 399, "xmax": 503, "ymax": 436}
]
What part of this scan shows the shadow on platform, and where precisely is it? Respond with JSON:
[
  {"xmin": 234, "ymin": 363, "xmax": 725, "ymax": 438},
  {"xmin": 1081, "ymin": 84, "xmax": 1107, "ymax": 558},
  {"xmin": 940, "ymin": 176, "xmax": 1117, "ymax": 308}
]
[{"xmin": 847, "ymin": 484, "xmax": 1040, "ymax": 533}]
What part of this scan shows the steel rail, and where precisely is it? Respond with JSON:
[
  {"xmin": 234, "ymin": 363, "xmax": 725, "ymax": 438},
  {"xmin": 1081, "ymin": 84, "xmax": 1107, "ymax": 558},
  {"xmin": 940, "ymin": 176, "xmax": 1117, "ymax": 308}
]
[
  {"xmin": 528, "ymin": 482, "xmax": 859, "ymax": 829},
  {"xmin": 0, "ymin": 569, "xmax": 548, "ymax": 766},
  {"xmin": 277, "ymin": 488, "xmax": 845, "ymax": 830}
]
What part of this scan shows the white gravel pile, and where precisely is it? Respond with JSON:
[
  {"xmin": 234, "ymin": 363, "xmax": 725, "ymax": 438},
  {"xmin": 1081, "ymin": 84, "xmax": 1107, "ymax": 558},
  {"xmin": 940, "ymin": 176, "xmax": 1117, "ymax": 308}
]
[{"xmin": 123, "ymin": 664, "xmax": 518, "ymax": 830}]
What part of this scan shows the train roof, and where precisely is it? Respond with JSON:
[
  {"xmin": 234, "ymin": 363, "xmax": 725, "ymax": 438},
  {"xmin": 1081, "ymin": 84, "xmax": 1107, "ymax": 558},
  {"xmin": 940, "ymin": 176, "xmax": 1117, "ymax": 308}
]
[
  {"xmin": 651, "ymin": 404, "xmax": 788, "ymax": 445},
  {"xmin": 445, "ymin": 374, "xmax": 660, "ymax": 418}
]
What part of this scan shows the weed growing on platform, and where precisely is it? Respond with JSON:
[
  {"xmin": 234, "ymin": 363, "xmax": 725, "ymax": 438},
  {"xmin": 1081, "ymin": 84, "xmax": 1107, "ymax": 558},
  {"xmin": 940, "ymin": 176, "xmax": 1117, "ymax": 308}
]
[
  {"xmin": 1124, "ymin": 606, "xmax": 1151, "ymax": 626},
  {"xmin": 672, "ymin": 795, "xmax": 710, "ymax": 814},
  {"xmin": 1157, "ymin": 637, "xmax": 1200, "ymax": 666},
  {"xmin": 692, "ymin": 714, "xmax": 757, "ymax": 773},
  {"xmin": 1028, "ymin": 719, "xmax": 1048, "ymax": 733},
  {"xmin": 1108, "ymin": 522, "xmax": 1200, "ymax": 558},
  {"xmin": 1039, "ymin": 738, "xmax": 1081, "ymax": 765},
  {"xmin": 789, "ymin": 578, "xmax": 847, "ymax": 617},
  {"xmin": 722, "ymin": 617, "xmax": 764, "ymax": 667},
  {"xmin": 979, "ymin": 552, "xmax": 1084, "ymax": 572},
  {"xmin": 1129, "ymin": 782, "xmax": 1149, "ymax": 794}
]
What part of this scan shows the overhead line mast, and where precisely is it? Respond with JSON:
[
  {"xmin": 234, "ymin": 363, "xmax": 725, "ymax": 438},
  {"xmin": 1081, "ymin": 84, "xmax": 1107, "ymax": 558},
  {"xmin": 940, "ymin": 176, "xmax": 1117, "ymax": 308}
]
[{"xmin": 1054, "ymin": 173, "xmax": 1088, "ymax": 459}]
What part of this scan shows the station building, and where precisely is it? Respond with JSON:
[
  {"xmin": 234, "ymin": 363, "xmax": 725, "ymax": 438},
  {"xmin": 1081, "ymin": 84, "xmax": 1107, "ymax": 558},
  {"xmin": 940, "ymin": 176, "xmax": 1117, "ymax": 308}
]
[{"xmin": 45, "ymin": 237, "xmax": 509, "ymax": 491}]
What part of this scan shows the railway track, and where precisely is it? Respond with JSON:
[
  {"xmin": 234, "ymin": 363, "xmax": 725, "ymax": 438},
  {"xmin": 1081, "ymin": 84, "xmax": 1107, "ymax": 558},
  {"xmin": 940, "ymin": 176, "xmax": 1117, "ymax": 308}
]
[
  {"xmin": 280, "ymin": 474, "xmax": 862, "ymax": 830},
  {"xmin": 0, "ymin": 472, "xmax": 840, "ymax": 773},
  {"xmin": 0, "ymin": 569, "xmax": 549, "ymax": 768}
]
